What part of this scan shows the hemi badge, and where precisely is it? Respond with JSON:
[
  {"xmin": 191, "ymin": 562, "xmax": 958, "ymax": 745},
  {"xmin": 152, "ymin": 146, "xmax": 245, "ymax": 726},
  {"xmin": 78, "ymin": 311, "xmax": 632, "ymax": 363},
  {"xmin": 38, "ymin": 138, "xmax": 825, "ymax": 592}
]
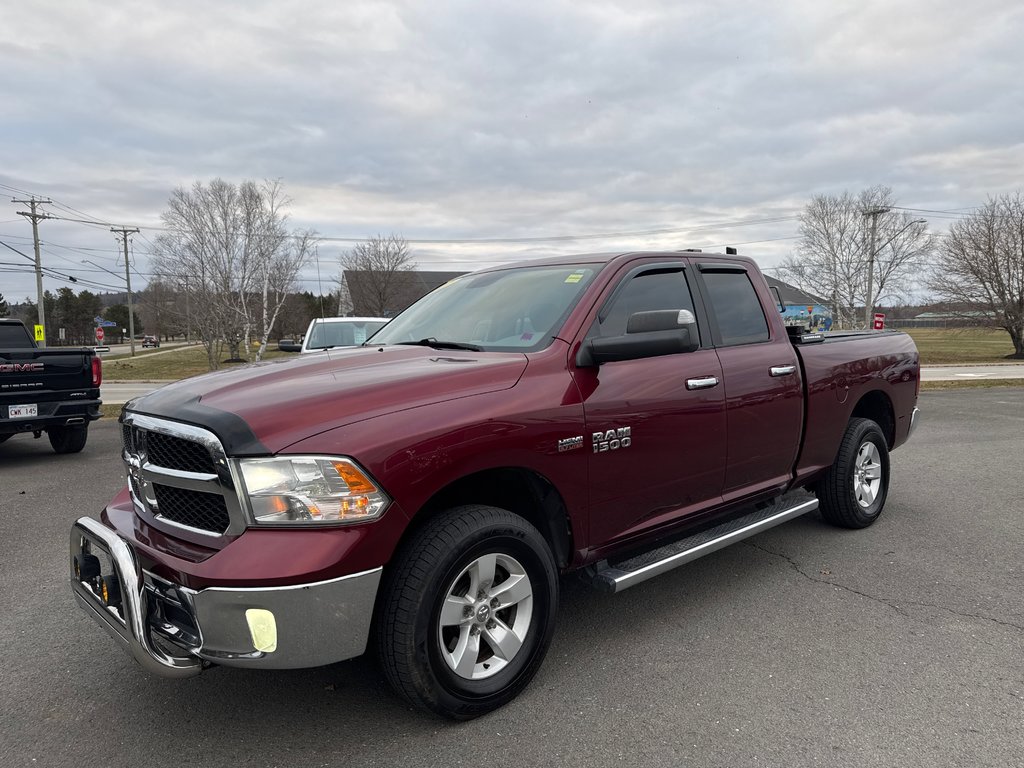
[{"xmin": 557, "ymin": 436, "xmax": 583, "ymax": 453}]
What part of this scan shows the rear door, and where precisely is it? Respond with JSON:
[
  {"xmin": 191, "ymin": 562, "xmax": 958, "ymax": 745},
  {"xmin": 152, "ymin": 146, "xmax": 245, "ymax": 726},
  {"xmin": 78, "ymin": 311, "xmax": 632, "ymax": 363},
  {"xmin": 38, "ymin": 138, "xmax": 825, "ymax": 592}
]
[
  {"xmin": 693, "ymin": 262, "xmax": 803, "ymax": 499},
  {"xmin": 571, "ymin": 261, "xmax": 727, "ymax": 546}
]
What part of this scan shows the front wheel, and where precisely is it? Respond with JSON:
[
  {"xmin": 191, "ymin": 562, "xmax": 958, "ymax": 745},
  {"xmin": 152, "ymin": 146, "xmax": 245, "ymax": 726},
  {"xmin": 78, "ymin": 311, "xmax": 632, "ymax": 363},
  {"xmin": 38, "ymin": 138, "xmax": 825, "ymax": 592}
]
[
  {"xmin": 376, "ymin": 505, "xmax": 559, "ymax": 720},
  {"xmin": 816, "ymin": 417, "xmax": 890, "ymax": 529},
  {"xmin": 48, "ymin": 425, "xmax": 89, "ymax": 454}
]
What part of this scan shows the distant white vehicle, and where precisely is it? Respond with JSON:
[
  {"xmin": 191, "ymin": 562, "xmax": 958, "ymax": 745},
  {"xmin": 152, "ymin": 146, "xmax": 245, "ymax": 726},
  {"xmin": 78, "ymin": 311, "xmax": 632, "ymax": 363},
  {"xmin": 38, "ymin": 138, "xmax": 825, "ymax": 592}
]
[{"xmin": 300, "ymin": 317, "xmax": 390, "ymax": 353}]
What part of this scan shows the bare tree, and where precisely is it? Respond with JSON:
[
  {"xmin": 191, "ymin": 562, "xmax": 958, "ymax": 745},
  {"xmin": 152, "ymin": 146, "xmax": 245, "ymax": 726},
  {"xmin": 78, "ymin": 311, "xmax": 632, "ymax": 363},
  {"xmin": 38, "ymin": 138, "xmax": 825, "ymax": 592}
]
[
  {"xmin": 153, "ymin": 179, "xmax": 316, "ymax": 369},
  {"xmin": 777, "ymin": 187, "xmax": 934, "ymax": 329},
  {"xmin": 928, "ymin": 194, "xmax": 1024, "ymax": 358},
  {"xmin": 342, "ymin": 235, "xmax": 415, "ymax": 316},
  {"xmin": 137, "ymin": 279, "xmax": 184, "ymax": 340}
]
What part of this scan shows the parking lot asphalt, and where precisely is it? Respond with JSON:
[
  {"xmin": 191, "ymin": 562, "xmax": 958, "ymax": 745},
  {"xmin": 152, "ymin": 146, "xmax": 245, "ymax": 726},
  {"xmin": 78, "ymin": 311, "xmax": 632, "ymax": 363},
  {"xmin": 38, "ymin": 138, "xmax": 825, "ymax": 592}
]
[{"xmin": 1, "ymin": 388, "xmax": 1022, "ymax": 768}]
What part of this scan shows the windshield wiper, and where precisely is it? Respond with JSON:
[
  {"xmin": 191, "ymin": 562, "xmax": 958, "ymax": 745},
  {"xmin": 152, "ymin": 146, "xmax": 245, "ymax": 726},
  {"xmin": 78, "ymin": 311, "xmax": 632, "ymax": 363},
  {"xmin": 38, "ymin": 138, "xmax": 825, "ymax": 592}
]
[{"xmin": 395, "ymin": 338, "xmax": 483, "ymax": 352}]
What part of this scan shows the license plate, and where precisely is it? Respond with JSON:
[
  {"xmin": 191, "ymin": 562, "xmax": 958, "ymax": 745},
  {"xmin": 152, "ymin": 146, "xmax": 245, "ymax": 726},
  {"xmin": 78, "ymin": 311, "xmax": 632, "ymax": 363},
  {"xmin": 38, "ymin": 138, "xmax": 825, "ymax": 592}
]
[{"xmin": 8, "ymin": 404, "xmax": 38, "ymax": 419}]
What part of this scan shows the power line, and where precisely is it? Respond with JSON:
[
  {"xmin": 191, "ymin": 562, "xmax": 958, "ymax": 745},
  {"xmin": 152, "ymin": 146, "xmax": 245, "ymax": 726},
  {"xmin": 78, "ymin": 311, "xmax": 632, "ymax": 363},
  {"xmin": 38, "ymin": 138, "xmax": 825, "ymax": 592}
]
[
  {"xmin": 891, "ymin": 205, "xmax": 979, "ymax": 215},
  {"xmin": 48, "ymin": 198, "xmax": 117, "ymax": 226},
  {"xmin": 39, "ymin": 239, "xmax": 135, "ymax": 257},
  {"xmin": 46, "ymin": 214, "xmax": 119, "ymax": 228},
  {"xmin": 0, "ymin": 260, "xmax": 120, "ymax": 291},
  {"xmin": 0, "ymin": 182, "xmax": 38, "ymax": 197},
  {"xmin": 38, "ymin": 212, "xmax": 803, "ymax": 245}
]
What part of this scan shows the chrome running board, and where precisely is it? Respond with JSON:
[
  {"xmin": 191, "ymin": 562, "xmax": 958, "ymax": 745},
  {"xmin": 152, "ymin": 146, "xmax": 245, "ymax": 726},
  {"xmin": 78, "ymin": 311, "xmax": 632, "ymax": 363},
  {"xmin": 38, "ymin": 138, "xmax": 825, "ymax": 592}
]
[{"xmin": 589, "ymin": 493, "xmax": 819, "ymax": 593}]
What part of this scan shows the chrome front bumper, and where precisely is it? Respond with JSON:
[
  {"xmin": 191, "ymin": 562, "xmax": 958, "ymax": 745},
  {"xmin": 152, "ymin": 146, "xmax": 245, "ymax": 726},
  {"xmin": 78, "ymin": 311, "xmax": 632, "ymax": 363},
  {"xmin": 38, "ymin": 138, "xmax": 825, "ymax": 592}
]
[{"xmin": 70, "ymin": 516, "xmax": 382, "ymax": 678}]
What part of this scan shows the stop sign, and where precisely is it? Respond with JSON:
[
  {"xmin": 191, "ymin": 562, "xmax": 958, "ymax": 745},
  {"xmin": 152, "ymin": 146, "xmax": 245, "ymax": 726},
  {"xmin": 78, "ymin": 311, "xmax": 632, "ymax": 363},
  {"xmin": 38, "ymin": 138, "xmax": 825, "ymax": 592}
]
[{"xmin": 95, "ymin": 327, "xmax": 105, "ymax": 342}]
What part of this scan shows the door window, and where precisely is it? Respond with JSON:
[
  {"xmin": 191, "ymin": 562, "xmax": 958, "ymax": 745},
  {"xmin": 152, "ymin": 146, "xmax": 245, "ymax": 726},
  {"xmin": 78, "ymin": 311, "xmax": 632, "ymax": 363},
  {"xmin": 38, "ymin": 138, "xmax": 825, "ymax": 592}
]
[
  {"xmin": 702, "ymin": 271, "xmax": 769, "ymax": 345},
  {"xmin": 596, "ymin": 268, "xmax": 697, "ymax": 339}
]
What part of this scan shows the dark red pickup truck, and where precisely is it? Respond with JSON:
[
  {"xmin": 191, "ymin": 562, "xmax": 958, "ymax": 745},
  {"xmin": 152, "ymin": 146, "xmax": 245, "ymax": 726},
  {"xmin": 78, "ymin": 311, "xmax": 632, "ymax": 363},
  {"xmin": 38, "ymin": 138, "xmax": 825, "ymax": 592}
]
[{"xmin": 71, "ymin": 251, "xmax": 920, "ymax": 719}]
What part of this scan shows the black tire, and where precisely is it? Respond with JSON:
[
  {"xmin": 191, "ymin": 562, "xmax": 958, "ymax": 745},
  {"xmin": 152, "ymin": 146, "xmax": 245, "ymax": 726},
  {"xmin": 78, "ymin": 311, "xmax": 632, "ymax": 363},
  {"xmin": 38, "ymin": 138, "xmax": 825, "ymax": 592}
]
[
  {"xmin": 816, "ymin": 417, "xmax": 890, "ymax": 529},
  {"xmin": 377, "ymin": 505, "xmax": 559, "ymax": 720},
  {"xmin": 0, "ymin": 434, "xmax": 12, "ymax": 445},
  {"xmin": 48, "ymin": 425, "xmax": 89, "ymax": 454}
]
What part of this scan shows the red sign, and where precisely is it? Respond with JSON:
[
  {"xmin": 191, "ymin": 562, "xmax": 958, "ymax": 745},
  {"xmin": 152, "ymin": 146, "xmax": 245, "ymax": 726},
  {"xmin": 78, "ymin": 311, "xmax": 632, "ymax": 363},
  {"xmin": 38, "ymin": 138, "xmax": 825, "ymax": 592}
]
[
  {"xmin": 95, "ymin": 327, "xmax": 105, "ymax": 342},
  {"xmin": 872, "ymin": 313, "xmax": 885, "ymax": 330}
]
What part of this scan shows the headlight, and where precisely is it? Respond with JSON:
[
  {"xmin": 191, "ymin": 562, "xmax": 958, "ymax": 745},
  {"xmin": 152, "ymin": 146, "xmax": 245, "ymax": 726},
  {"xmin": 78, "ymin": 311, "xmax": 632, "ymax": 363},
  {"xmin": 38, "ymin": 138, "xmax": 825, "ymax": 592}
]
[{"xmin": 237, "ymin": 456, "xmax": 390, "ymax": 525}]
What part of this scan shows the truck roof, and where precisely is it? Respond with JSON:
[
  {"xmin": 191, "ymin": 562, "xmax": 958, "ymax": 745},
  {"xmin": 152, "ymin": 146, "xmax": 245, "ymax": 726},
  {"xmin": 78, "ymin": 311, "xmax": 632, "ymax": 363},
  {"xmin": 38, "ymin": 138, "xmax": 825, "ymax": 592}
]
[{"xmin": 473, "ymin": 250, "xmax": 755, "ymax": 273}]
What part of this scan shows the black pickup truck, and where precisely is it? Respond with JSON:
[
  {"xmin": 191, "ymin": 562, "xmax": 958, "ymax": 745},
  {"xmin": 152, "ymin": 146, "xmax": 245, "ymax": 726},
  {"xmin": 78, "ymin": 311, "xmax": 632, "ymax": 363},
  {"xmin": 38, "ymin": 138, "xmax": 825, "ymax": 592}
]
[{"xmin": 0, "ymin": 319, "xmax": 102, "ymax": 453}]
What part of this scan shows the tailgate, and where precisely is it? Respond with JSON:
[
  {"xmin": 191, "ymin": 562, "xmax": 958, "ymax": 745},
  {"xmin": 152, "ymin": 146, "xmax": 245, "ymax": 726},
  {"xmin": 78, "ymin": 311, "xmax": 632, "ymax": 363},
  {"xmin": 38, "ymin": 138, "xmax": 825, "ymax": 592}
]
[{"xmin": 0, "ymin": 349, "xmax": 95, "ymax": 400}]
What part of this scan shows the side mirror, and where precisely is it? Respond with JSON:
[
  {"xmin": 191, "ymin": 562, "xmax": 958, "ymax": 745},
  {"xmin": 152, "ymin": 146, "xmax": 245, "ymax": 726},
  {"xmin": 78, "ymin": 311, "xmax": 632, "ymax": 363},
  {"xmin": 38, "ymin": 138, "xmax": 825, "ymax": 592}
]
[
  {"xmin": 626, "ymin": 309, "xmax": 697, "ymax": 334},
  {"xmin": 578, "ymin": 309, "xmax": 699, "ymax": 366}
]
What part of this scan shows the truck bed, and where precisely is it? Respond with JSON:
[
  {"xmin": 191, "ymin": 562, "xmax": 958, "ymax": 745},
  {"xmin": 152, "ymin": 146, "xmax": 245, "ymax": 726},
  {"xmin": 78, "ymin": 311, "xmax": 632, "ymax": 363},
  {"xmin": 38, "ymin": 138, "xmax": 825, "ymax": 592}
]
[{"xmin": 792, "ymin": 329, "xmax": 919, "ymax": 485}]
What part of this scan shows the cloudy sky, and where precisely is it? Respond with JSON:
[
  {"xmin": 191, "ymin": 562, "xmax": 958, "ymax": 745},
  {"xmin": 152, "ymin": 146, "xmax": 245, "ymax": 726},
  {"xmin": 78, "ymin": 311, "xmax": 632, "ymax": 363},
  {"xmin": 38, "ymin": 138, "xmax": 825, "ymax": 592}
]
[{"xmin": 1, "ymin": 0, "xmax": 1021, "ymax": 302}]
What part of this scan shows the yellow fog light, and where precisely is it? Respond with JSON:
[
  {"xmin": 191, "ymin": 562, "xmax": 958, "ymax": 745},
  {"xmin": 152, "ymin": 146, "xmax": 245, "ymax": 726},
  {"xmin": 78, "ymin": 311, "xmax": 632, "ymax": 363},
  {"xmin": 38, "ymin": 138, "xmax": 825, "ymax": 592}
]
[
  {"xmin": 245, "ymin": 608, "xmax": 278, "ymax": 653},
  {"xmin": 99, "ymin": 575, "xmax": 122, "ymax": 608}
]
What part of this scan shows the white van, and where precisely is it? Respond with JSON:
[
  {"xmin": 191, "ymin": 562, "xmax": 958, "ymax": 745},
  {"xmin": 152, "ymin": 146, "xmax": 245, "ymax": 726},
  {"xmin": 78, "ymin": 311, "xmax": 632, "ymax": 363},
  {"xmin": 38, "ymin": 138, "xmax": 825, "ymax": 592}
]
[{"xmin": 300, "ymin": 317, "xmax": 390, "ymax": 353}]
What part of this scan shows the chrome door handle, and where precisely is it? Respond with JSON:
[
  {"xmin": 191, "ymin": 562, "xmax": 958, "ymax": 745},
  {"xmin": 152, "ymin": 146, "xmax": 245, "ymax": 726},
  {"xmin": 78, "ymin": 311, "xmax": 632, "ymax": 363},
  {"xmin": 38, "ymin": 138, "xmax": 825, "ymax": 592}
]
[
  {"xmin": 769, "ymin": 365, "xmax": 797, "ymax": 377},
  {"xmin": 686, "ymin": 376, "xmax": 719, "ymax": 390}
]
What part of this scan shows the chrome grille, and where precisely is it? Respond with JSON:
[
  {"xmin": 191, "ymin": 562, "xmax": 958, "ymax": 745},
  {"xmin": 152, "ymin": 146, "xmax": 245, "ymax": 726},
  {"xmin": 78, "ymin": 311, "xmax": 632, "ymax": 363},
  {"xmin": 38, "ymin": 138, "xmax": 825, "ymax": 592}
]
[
  {"xmin": 120, "ymin": 412, "xmax": 246, "ymax": 539},
  {"xmin": 152, "ymin": 484, "xmax": 231, "ymax": 532},
  {"xmin": 146, "ymin": 431, "xmax": 216, "ymax": 474},
  {"xmin": 121, "ymin": 423, "xmax": 136, "ymax": 453}
]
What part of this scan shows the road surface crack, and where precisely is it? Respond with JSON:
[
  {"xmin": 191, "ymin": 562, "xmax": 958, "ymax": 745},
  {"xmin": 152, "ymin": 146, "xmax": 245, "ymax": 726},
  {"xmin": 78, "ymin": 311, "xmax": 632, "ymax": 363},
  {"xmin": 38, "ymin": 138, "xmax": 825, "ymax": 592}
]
[{"xmin": 743, "ymin": 541, "xmax": 1024, "ymax": 632}]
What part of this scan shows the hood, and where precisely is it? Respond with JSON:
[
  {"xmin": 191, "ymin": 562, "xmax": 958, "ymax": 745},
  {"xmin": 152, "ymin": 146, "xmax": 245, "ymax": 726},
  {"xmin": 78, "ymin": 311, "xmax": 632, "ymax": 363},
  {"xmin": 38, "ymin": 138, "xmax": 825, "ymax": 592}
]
[{"xmin": 128, "ymin": 346, "xmax": 529, "ymax": 454}]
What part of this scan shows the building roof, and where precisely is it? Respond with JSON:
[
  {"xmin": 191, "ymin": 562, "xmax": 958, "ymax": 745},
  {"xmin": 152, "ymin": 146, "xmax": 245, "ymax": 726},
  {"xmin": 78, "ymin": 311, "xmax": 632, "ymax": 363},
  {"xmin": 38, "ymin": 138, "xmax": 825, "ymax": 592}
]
[{"xmin": 762, "ymin": 275, "xmax": 828, "ymax": 308}]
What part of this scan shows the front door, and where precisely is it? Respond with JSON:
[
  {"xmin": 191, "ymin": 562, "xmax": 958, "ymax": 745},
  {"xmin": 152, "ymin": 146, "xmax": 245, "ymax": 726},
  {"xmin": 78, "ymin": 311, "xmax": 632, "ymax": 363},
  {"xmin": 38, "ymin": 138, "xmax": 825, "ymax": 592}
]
[{"xmin": 571, "ymin": 262, "xmax": 727, "ymax": 547}]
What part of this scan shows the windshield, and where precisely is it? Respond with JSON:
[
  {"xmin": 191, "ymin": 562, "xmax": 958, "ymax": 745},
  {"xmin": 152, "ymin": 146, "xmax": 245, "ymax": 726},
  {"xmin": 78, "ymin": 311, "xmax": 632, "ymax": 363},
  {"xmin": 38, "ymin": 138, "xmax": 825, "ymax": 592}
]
[
  {"xmin": 306, "ymin": 319, "xmax": 388, "ymax": 350},
  {"xmin": 369, "ymin": 264, "xmax": 599, "ymax": 352}
]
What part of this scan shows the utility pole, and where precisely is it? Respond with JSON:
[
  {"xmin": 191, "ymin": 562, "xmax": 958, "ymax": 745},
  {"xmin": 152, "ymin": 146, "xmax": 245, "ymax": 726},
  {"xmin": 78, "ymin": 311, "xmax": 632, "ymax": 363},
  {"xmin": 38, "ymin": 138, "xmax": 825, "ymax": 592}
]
[
  {"xmin": 112, "ymin": 227, "xmax": 140, "ymax": 356},
  {"xmin": 862, "ymin": 207, "xmax": 890, "ymax": 329},
  {"xmin": 13, "ymin": 197, "xmax": 54, "ymax": 346}
]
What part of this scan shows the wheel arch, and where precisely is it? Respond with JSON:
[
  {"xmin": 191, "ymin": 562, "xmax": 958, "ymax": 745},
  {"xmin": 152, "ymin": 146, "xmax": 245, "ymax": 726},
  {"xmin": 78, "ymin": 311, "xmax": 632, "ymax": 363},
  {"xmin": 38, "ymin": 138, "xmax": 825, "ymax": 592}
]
[
  {"xmin": 850, "ymin": 389, "xmax": 896, "ymax": 448},
  {"xmin": 398, "ymin": 467, "xmax": 575, "ymax": 571}
]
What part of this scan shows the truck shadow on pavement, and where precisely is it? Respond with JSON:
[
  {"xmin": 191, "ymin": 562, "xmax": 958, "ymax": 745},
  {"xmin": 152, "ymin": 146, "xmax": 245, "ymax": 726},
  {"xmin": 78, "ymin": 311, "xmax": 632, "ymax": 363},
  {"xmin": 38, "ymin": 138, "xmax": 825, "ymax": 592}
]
[{"xmin": 62, "ymin": 514, "xmax": 835, "ymax": 755}]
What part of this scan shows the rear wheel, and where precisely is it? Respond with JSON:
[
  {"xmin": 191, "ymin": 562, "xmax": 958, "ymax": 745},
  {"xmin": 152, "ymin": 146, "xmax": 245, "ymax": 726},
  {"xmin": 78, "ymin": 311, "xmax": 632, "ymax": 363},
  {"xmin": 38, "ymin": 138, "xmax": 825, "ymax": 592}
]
[
  {"xmin": 816, "ymin": 418, "xmax": 890, "ymax": 529},
  {"xmin": 48, "ymin": 425, "xmax": 89, "ymax": 454},
  {"xmin": 377, "ymin": 505, "xmax": 558, "ymax": 720}
]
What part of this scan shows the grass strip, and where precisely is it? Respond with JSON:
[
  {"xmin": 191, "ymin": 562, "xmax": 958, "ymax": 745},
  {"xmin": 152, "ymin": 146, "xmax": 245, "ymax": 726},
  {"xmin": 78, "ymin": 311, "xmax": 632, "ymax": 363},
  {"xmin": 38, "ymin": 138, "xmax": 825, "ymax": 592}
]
[
  {"xmin": 920, "ymin": 379, "xmax": 1024, "ymax": 391},
  {"xmin": 101, "ymin": 344, "xmax": 296, "ymax": 381}
]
